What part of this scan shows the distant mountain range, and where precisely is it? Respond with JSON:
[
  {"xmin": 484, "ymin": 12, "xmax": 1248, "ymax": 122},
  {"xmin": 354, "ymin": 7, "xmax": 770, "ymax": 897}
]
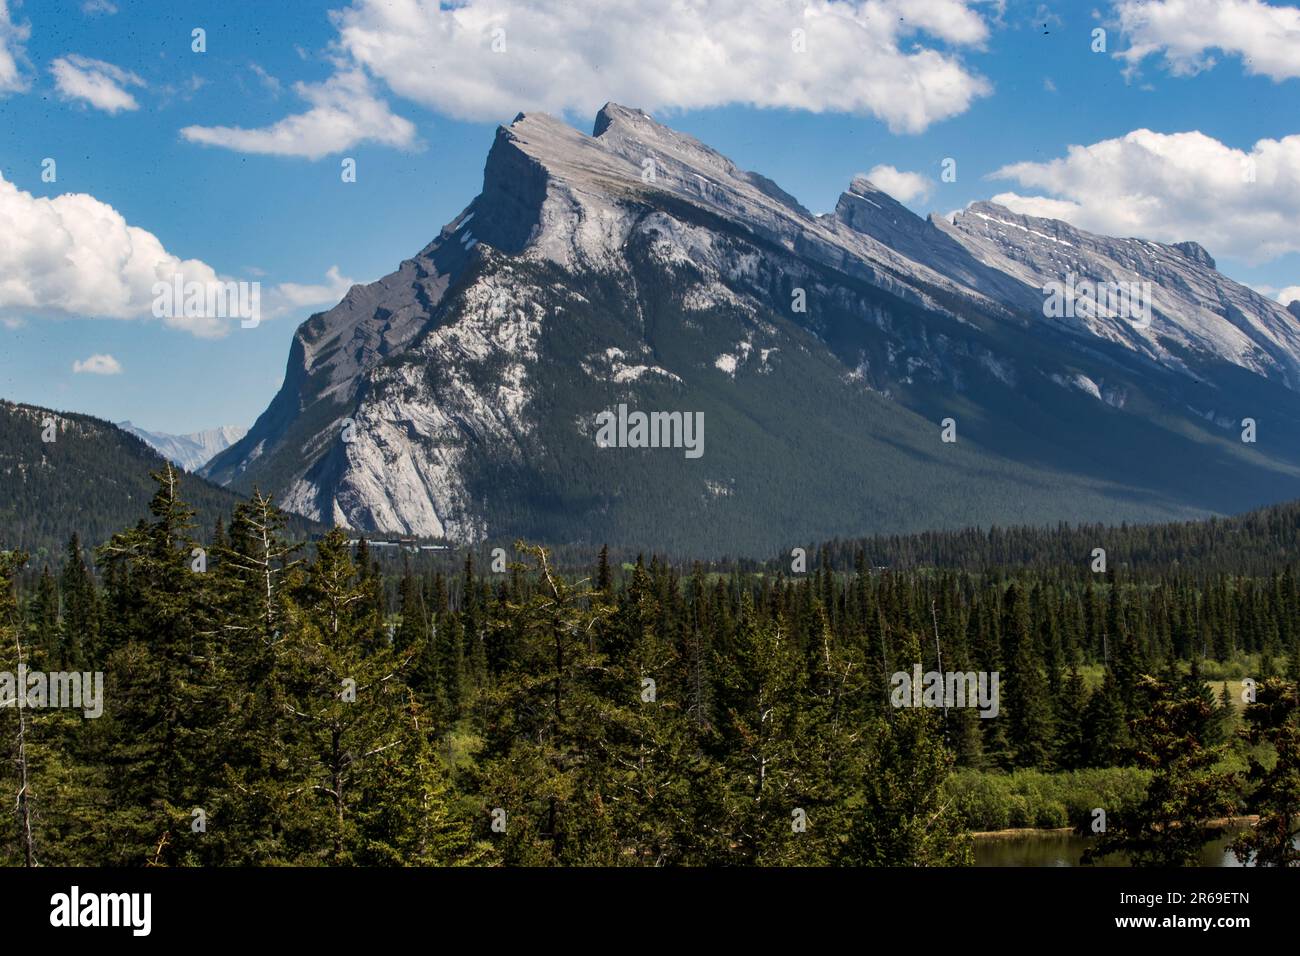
[
  {"xmin": 202, "ymin": 104, "xmax": 1300, "ymax": 556},
  {"xmin": 118, "ymin": 421, "xmax": 247, "ymax": 472}
]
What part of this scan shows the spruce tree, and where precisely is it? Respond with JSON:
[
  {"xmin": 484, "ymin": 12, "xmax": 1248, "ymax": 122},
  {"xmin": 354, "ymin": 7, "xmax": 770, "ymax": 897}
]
[
  {"xmin": 839, "ymin": 637, "xmax": 971, "ymax": 866},
  {"xmin": 95, "ymin": 466, "xmax": 218, "ymax": 865},
  {"xmin": 278, "ymin": 529, "xmax": 419, "ymax": 864},
  {"xmin": 1002, "ymin": 582, "xmax": 1055, "ymax": 767},
  {"xmin": 1085, "ymin": 674, "xmax": 1237, "ymax": 866},
  {"xmin": 58, "ymin": 533, "xmax": 99, "ymax": 669},
  {"xmin": 1230, "ymin": 677, "xmax": 1300, "ymax": 866},
  {"xmin": 203, "ymin": 490, "xmax": 301, "ymax": 864},
  {"xmin": 472, "ymin": 544, "xmax": 617, "ymax": 865}
]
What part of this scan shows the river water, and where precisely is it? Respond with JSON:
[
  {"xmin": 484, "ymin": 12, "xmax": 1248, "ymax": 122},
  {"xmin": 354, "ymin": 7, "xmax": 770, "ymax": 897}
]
[{"xmin": 973, "ymin": 832, "xmax": 1251, "ymax": 867}]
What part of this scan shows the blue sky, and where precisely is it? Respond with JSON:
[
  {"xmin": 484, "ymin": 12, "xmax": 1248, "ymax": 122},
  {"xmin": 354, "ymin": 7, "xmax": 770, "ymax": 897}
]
[{"xmin": 2, "ymin": 0, "xmax": 1298, "ymax": 434}]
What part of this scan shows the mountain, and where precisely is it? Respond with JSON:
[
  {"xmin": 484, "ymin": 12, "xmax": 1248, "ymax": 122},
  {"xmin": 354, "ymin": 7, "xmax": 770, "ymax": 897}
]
[
  {"xmin": 204, "ymin": 104, "xmax": 1300, "ymax": 556},
  {"xmin": 118, "ymin": 421, "xmax": 247, "ymax": 472},
  {"xmin": 0, "ymin": 401, "xmax": 311, "ymax": 561}
]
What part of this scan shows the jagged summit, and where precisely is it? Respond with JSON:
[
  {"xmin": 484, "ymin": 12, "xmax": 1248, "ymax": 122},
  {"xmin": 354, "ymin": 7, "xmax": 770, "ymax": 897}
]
[
  {"xmin": 490, "ymin": 103, "xmax": 771, "ymax": 202},
  {"xmin": 1173, "ymin": 240, "xmax": 1216, "ymax": 269},
  {"xmin": 592, "ymin": 101, "xmax": 654, "ymax": 137},
  {"xmin": 470, "ymin": 105, "xmax": 1000, "ymax": 313},
  {"xmin": 846, "ymin": 175, "xmax": 891, "ymax": 197},
  {"xmin": 500, "ymin": 102, "xmax": 814, "ymax": 219}
]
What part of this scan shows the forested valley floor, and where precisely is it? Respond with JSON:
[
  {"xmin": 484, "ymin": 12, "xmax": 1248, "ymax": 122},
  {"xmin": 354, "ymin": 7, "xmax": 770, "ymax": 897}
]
[{"xmin": 2, "ymin": 467, "xmax": 1298, "ymax": 866}]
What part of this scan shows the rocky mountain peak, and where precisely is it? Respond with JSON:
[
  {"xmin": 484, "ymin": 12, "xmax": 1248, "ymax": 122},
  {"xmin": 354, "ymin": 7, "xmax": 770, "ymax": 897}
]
[
  {"xmin": 846, "ymin": 175, "xmax": 890, "ymax": 198},
  {"xmin": 592, "ymin": 101, "xmax": 654, "ymax": 137},
  {"xmin": 1172, "ymin": 240, "xmax": 1216, "ymax": 269},
  {"xmin": 836, "ymin": 175, "xmax": 921, "ymax": 227},
  {"xmin": 203, "ymin": 105, "xmax": 1300, "ymax": 552}
]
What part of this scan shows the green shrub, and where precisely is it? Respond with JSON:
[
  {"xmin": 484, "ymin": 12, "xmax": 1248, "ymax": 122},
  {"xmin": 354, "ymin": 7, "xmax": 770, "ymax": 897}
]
[{"xmin": 949, "ymin": 767, "xmax": 1151, "ymax": 832}]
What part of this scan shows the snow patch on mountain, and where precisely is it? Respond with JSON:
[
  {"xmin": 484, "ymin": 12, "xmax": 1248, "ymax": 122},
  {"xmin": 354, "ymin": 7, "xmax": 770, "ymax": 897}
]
[
  {"xmin": 1051, "ymin": 372, "xmax": 1103, "ymax": 401},
  {"xmin": 583, "ymin": 347, "xmax": 682, "ymax": 385}
]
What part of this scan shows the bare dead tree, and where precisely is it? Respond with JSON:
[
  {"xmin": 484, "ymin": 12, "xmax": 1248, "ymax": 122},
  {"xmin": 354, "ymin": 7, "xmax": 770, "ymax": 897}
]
[{"xmin": 7, "ymin": 607, "xmax": 36, "ymax": 866}]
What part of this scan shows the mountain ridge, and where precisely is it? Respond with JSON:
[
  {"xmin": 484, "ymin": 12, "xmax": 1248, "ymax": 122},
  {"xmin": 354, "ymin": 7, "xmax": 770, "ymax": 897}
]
[{"xmin": 202, "ymin": 103, "xmax": 1300, "ymax": 556}]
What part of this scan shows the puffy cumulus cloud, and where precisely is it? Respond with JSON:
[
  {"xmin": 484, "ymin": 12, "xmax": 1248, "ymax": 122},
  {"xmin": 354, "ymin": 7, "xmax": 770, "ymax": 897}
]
[
  {"xmin": 0, "ymin": 174, "xmax": 359, "ymax": 335},
  {"xmin": 1278, "ymin": 286, "xmax": 1300, "ymax": 306},
  {"xmin": 1114, "ymin": 0, "xmax": 1300, "ymax": 81},
  {"xmin": 51, "ymin": 54, "xmax": 145, "ymax": 113},
  {"xmin": 0, "ymin": 0, "xmax": 30, "ymax": 95},
  {"xmin": 0, "ymin": 172, "xmax": 234, "ymax": 337},
  {"xmin": 862, "ymin": 164, "xmax": 934, "ymax": 204},
  {"xmin": 327, "ymin": 0, "xmax": 991, "ymax": 134},
  {"xmin": 181, "ymin": 70, "xmax": 416, "ymax": 159},
  {"xmin": 72, "ymin": 353, "xmax": 122, "ymax": 375},
  {"xmin": 989, "ymin": 129, "xmax": 1300, "ymax": 264},
  {"xmin": 179, "ymin": 1, "xmax": 991, "ymax": 157}
]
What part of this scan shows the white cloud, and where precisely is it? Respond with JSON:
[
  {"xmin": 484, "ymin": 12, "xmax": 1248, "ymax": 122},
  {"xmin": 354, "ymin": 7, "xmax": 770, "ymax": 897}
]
[
  {"xmin": 51, "ymin": 54, "xmax": 145, "ymax": 113},
  {"xmin": 248, "ymin": 62, "xmax": 282, "ymax": 96},
  {"xmin": 1278, "ymin": 286, "xmax": 1300, "ymax": 306},
  {"xmin": 180, "ymin": 0, "xmax": 994, "ymax": 158},
  {"xmin": 181, "ymin": 70, "xmax": 416, "ymax": 159},
  {"xmin": 266, "ymin": 266, "xmax": 357, "ymax": 317},
  {"xmin": 0, "ymin": 0, "xmax": 30, "ymax": 96},
  {"xmin": 0, "ymin": 173, "xmax": 355, "ymax": 335},
  {"xmin": 1114, "ymin": 0, "xmax": 1300, "ymax": 81},
  {"xmin": 0, "ymin": 172, "xmax": 236, "ymax": 337},
  {"xmin": 862, "ymin": 164, "xmax": 934, "ymax": 204},
  {"xmin": 990, "ymin": 128, "xmax": 1300, "ymax": 264},
  {"xmin": 81, "ymin": 0, "xmax": 118, "ymax": 15},
  {"xmin": 305, "ymin": 0, "xmax": 989, "ymax": 137},
  {"xmin": 985, "ymin": 193, "xmax": 1084, "ymax": 220},
  {"xmin": 73, "ymin": 353, "xmax": 123, "ymax": 375}
]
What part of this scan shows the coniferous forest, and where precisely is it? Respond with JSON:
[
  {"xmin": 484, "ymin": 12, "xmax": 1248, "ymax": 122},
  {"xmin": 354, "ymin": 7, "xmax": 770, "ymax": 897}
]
[{"xmin": 2, "ymin": 466, "xmax": 1297, "ymax": 867}]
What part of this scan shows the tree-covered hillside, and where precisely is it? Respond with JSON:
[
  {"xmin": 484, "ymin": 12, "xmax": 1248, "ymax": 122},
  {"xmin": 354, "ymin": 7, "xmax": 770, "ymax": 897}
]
[{"xmin": 0, "ymin": 401, "xmax": 318, "ymax": 562}]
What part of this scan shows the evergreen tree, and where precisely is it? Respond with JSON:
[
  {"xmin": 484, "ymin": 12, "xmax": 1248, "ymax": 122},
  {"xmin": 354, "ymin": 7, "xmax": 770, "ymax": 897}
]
[
  {"xmin": 1083, "ymin": 672, "xmax": 1130, "ymax": 767},
  {"xmin": 351, "ymin": 701, "xmax": 490, "ymax": 866},
  {"xmin": 1230, "ymin": 678, "xmax": 1300, "ymax": 866},
  {"xmin": 95, "ymin": 466, "xmax": 218, "ymax": 865},
  {"xmin": 472, "ymin": 545, "xmax": 617, "ymax": 865},
  {"xmin": 1085, "ymin": 674, "xmax": 1236, "ymax": 866},
  {"xmin": 839, "ymin": 683, "xmax": 971, "ymax": 864},
  {"xmin": 27, "ymin": 566, "xmax": 59, "ymax": 664},
  {"xmin": 278, "ymin": 529, "xmax": 419, "ymax": 864},
  {"xmin": 1002, "ymin": 583, "xmax": 1055, "ymax": 767},
  {"xmin": 58, "ymin": 533, "xmax": 99, "ymax": 668},
  {"xmin": 202, "ymin": 490, "xmax": 301, "ymax": 864},
  {"xmin": 1054, "ymin": 664, "xmax": 1090, "ymax": 770}
]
